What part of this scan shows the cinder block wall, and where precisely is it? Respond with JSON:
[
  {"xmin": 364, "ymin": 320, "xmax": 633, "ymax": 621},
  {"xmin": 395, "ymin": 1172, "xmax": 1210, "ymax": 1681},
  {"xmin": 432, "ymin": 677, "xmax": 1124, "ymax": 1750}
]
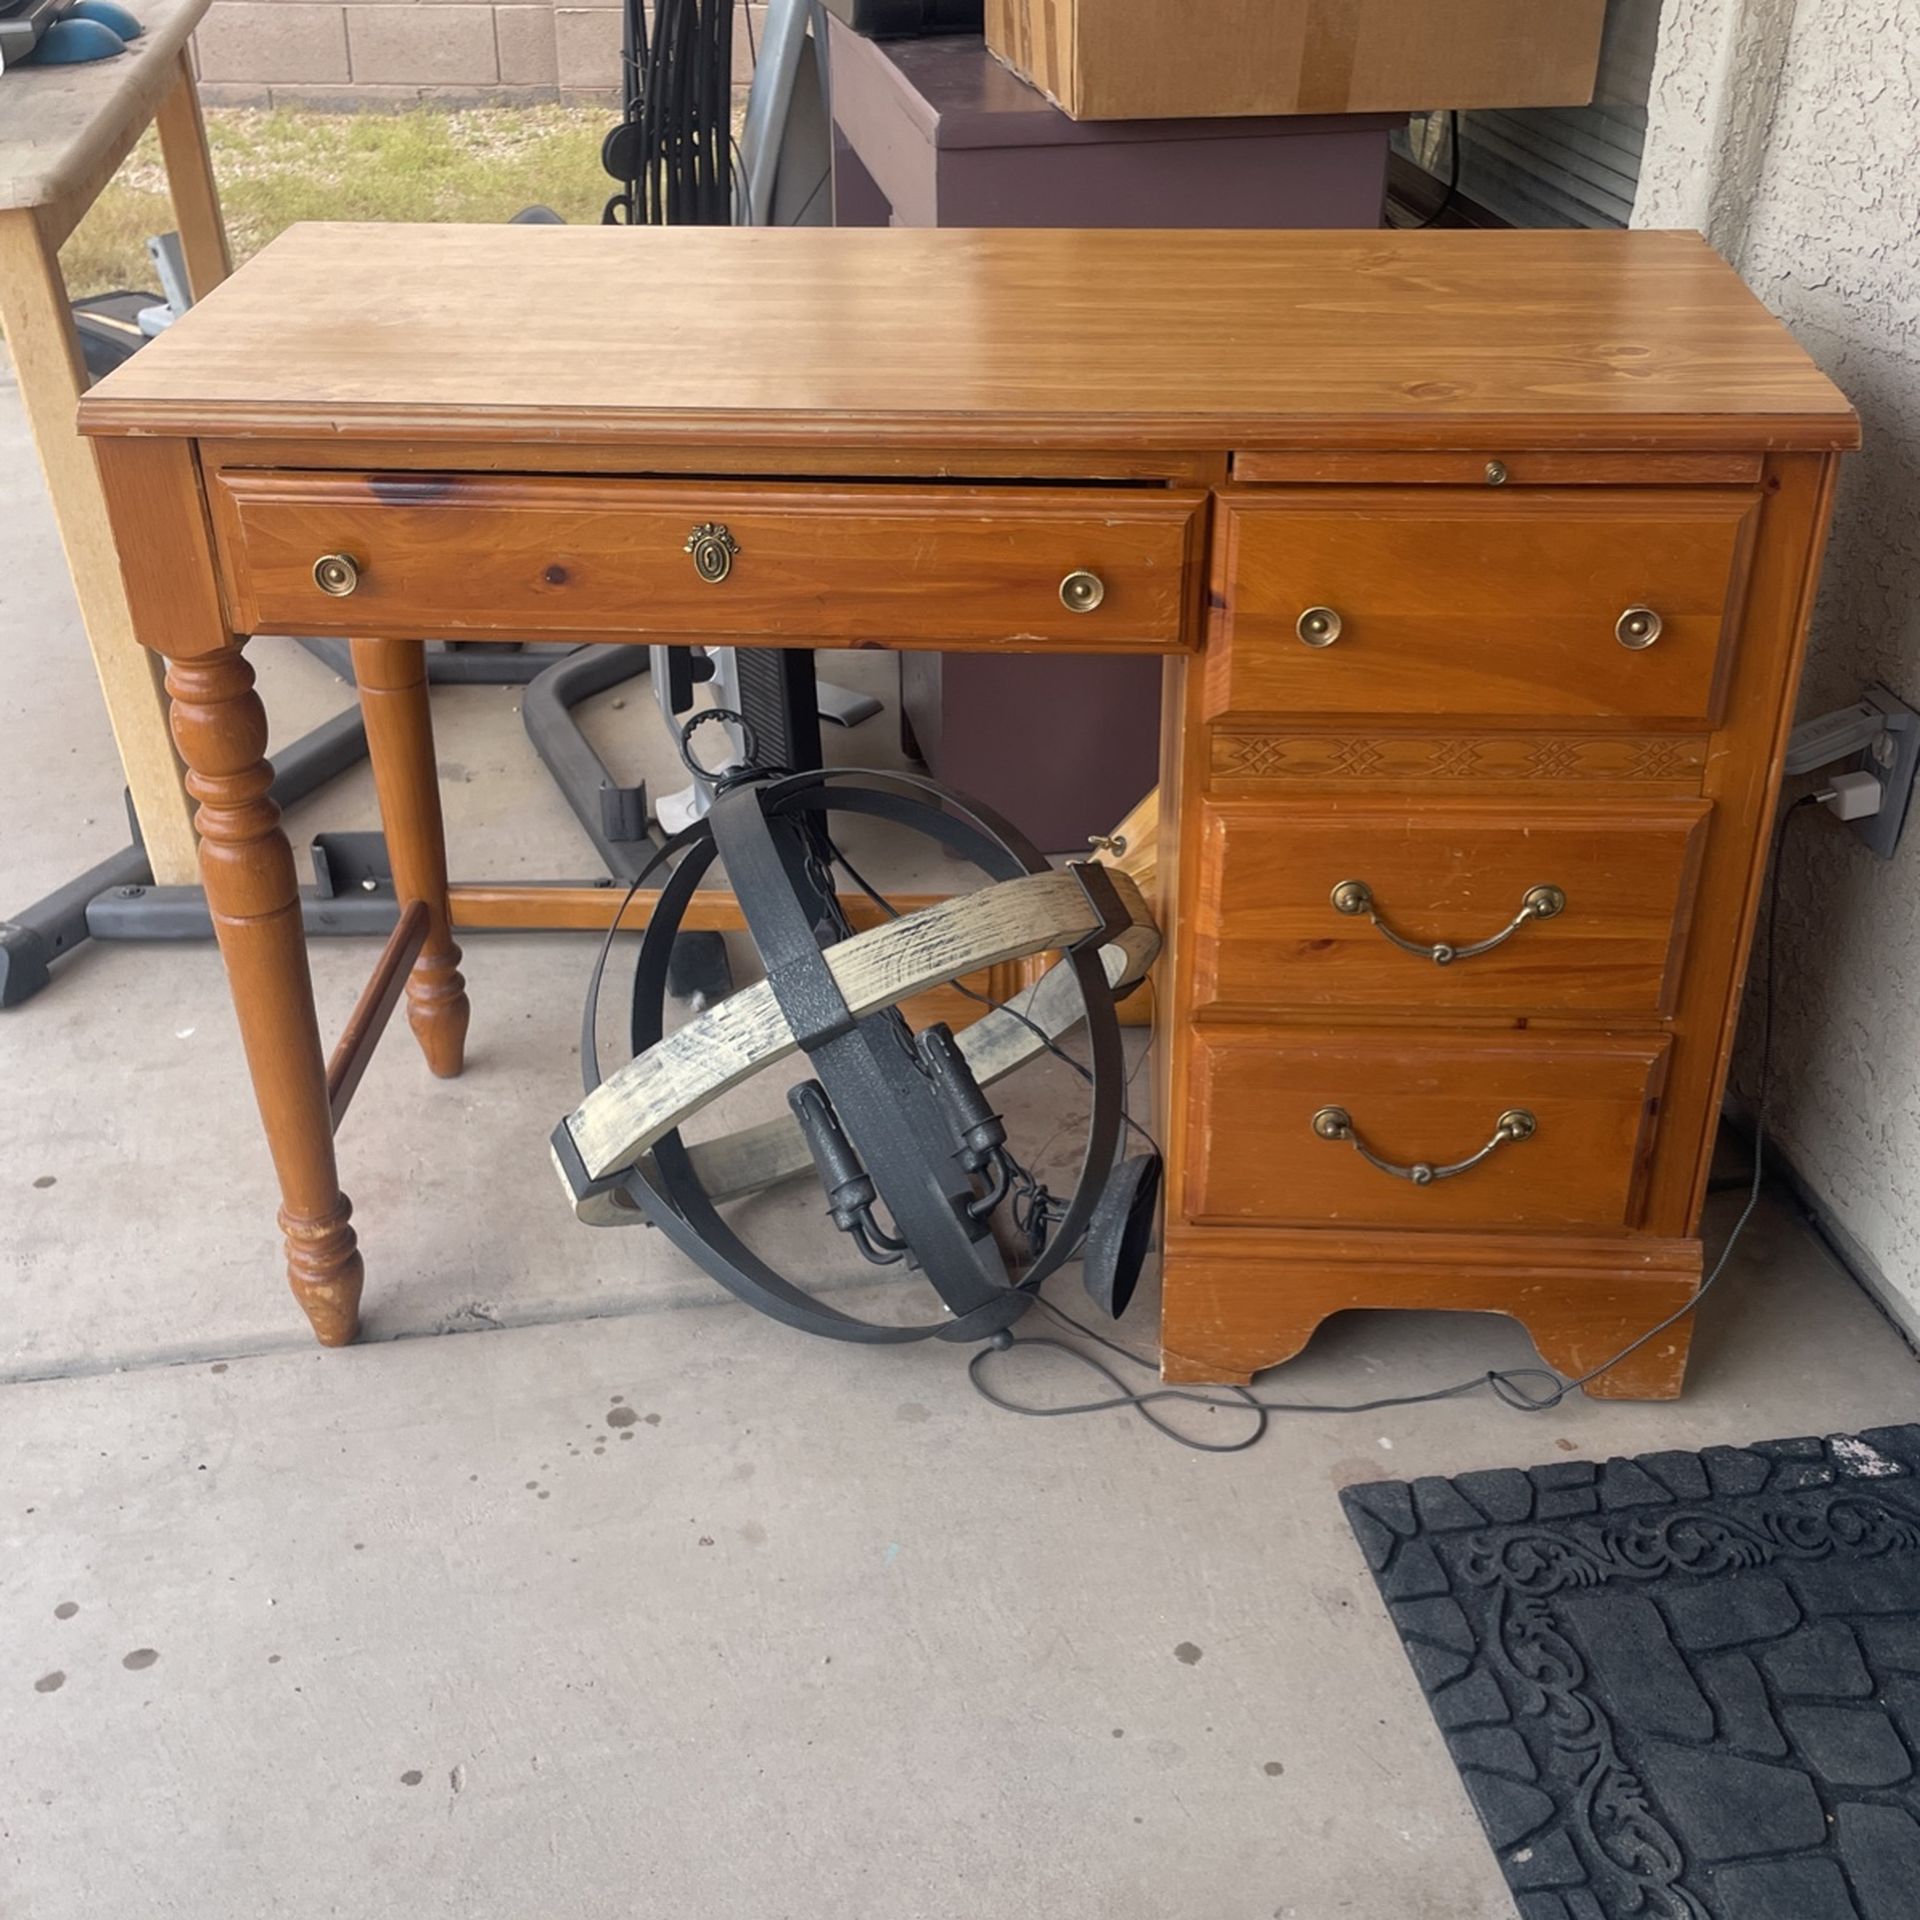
[{"xmin": 193, "ymin": 2, "xmax": 766, "ymax": 110}]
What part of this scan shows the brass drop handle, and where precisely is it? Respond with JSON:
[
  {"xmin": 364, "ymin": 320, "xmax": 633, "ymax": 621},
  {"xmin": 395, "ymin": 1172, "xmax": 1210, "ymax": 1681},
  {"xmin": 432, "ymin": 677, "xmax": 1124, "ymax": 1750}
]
[
  {"xmin": 685, "ymin": 522, "xmax": 740, "ymax": 584},
  {"xmin": 1330, "ymin": 880, "xmax": 1566, "ymax": 966},
  {"xmin": 312, "ymin": 553, "xmax": 360, "ymax": 597},
  {"xmin": 1616, "ymin": 606, "xmax": 1663, "ymax": 649},
  {"xmin": 1296, "ymin": 606, "xmax": 1343, "ymax": 647},
  {"xmin": 1060, "ymin": 569, "xmax": 1106, "ymax": 614},
  {"xmin": 1312, "ymin": 1105, "xmax": 1537, "ymax": 1186}
]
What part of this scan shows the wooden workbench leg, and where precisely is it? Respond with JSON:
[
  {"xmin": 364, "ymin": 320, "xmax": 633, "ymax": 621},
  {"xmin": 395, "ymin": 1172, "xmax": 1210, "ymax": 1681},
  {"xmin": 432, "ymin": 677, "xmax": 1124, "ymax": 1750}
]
[
  {"xmin": 154, "ymin": 50, "xmax": 232, "ymax": 301},
  {"xmin": 350, "ymin": 638, "xmax": 469, "ymax": 1078},
  {"xmin": 167, "ymin": 645, "xmax": 364, "ymax": 1346},
  {"xmin": 0, "ymin": 208, "xmax": 200, "ymax": 884}
]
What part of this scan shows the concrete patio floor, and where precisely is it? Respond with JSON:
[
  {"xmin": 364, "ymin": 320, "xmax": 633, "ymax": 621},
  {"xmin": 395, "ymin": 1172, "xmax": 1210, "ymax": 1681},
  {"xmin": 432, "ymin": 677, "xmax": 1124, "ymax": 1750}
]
[{"xmin": 6, "ymin": 357, "xmax": 1920, "ymax": 1918}]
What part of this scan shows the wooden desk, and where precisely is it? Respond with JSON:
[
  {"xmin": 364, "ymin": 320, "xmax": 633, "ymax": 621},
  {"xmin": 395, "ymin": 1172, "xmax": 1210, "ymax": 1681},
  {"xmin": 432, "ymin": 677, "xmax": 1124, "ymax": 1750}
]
[
  {"xmin": 2, "ymin": 0, "xmax": 231, "ymax": 884},
  {"xmin": 80, "ymin": 224, "xmax": 1856, "ymax": 1394}
]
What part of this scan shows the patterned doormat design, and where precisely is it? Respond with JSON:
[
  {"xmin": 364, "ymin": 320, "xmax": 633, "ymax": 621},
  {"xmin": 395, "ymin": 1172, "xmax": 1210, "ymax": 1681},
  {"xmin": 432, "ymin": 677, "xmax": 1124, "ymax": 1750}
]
[{"xmin": 1342, "ymin": 1426, "xmax": 1920, "ymax": 1919}]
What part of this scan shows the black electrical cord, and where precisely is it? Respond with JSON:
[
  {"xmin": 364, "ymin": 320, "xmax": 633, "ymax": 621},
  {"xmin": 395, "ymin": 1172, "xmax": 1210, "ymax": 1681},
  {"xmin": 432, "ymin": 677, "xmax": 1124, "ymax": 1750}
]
[
  {"xmin": 1399, "ymin": 108, "xmax": 1462, "ymax": 230},
  {"xmin": 966, "ymin": 794, "xmax": 1822, "ymax": 1450}
]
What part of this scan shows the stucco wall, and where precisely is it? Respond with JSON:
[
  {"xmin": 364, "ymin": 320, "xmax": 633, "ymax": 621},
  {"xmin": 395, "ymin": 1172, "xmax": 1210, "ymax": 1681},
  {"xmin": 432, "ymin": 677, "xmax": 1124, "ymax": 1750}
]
[{"xmin": 1636, "ymin": 1, "xmax": 1920, "ymax": 1318}]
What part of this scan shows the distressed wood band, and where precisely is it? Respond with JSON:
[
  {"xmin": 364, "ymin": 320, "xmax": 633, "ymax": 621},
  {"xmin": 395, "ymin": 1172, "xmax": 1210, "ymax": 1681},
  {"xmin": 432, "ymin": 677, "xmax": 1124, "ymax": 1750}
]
[{"xmin": 557, "ymin": 865, "xmax": 1159, "ymax": 1224}]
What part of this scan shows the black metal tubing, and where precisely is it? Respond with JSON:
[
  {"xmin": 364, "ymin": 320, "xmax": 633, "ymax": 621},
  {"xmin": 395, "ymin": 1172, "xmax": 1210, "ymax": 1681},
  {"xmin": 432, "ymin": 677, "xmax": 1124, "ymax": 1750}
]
[
  {"xmin": 9, "ymin": 644, "xmax": 705, "ymax": 1005},
  {"xmin": 8, "ymin": 636, "xmax": 611, "ymax": 1004},
  {"xmin": 87, "ymin": 884, "xmax": 401, "ymax": 942},
  {"xmin": 296, "ymin": 636, "xmax": 575, "ymax": 687},
  {"xmin": 0, "ymin": 842, "xmax": 149, "ymax": 1007},
  {"xmin": 520, "ymin": 644, "xmax": 655, "ymax": 881},
  {"xmin": 1, "ymin": 704, "xmax": 370, "ymax": 1009},
  {"xmin": 519, "ymin": 644, "xmax": 729, "ymax": 1004}
]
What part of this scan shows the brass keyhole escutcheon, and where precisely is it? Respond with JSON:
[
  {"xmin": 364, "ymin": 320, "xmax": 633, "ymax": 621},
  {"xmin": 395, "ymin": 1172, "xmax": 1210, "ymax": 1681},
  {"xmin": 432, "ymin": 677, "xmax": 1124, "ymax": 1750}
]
[
  {"xmin": 312, "ymin": 553, "xmax": 359, "ymax": 597},
  {"xmin": 1616, "ymin": 606, "xmax": 1664, "ymax": 650},
  {"xmin": 685, "ymin": 523, "xmax": 740, "ymax": 585},
  {"xmin": 1060, "ymin": 569, "xmax": 1106, "ymax": 614},
  {"xmin": 1296, "ymin": 606, "xmax": 1343, "ymax": 647}
]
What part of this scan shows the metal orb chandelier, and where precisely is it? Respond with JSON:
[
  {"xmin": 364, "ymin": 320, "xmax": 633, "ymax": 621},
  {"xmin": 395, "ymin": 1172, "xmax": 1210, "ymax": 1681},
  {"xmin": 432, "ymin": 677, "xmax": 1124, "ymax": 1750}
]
[{"xmin": 550, "ymin": 762, "xmax": 1161, "ymax": 1344}]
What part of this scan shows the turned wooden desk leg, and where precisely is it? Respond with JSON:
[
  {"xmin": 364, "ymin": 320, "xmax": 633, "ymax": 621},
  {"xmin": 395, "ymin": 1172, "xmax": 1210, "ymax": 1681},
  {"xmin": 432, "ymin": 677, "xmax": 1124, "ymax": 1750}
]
[
  {"xmin": 350, "ymin": 638, "xmax": 469, "ymax": 1078},
  {"xmin": 168, "ymin": 647, "xmax": 364, "ymax": 1346}
]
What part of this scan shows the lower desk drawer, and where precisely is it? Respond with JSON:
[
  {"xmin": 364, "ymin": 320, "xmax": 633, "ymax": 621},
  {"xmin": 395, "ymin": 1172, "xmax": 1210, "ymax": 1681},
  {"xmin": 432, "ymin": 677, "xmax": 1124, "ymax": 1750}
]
[
  {"xmin": 1191, "ymin": 800, "xmax": 1710, "ymax": 1018},
  {"xmin": 1185, "ymin": 1028, "xmax": 1669, "ymax": 1230},
  {"xmin": 208, "ymin": 471, "xmax": 1205, "ymax": 649}
]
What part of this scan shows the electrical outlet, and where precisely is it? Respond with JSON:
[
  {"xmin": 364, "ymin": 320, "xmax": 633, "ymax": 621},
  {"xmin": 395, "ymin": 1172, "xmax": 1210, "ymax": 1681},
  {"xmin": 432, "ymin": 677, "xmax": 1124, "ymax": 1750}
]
[{"xmin": 1849, "ymin": 686, "xmax": 1918, "ymax": 859}]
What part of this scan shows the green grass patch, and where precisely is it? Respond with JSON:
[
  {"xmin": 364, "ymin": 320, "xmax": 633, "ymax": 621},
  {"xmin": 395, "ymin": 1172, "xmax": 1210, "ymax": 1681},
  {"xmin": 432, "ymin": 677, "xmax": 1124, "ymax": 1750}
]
[{"xmin": 61, "ymin": 105, "xmax": 615, "ymax": 298}]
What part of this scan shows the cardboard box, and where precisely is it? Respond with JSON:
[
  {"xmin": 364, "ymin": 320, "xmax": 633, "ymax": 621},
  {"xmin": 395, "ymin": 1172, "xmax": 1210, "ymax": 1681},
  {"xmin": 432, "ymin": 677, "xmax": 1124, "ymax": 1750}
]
[{"xmin": 985, "ymin": 0, "xmax": 1606, "ymax": 122}]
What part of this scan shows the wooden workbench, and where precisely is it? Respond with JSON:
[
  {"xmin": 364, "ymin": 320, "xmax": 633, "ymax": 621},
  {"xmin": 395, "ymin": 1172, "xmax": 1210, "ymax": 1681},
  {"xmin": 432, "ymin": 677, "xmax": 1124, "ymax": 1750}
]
[
  {"xmin": 2, "ymin": 0, "xmax": 230, "ymax": 883},
  {"xmin": 78, "ymin": 223, "xmax": 1855, "ymax": 1395}
]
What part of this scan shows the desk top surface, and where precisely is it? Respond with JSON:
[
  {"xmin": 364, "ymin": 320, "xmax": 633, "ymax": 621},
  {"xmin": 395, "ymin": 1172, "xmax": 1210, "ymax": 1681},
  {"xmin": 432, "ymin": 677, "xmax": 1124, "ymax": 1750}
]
[
  {"xmin": 80, "ymin": 223, "xmax": 1858, "ymax": 453},
  {"xmin": 0, "ymin": 0, "xmax": 209, "ymax": 214}
]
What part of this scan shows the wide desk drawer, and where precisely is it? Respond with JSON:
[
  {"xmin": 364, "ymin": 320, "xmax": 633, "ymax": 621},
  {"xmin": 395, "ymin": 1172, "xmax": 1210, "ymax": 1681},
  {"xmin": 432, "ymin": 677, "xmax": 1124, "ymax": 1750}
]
[
  {"xmin": 1191, "ymin": 800, "xmax": 1710, "ymax": 1017},
  {"xmin": 1210, "ymin": 488, "xmax": 1760, "ymax": 722},
  {"xmin": 1185, "ymin": 1028, "xmax": 1668, "ymax": 1230},
  {"xmin": 209, "ymin": 472, "xmax": 1206, "ymax": 649}
]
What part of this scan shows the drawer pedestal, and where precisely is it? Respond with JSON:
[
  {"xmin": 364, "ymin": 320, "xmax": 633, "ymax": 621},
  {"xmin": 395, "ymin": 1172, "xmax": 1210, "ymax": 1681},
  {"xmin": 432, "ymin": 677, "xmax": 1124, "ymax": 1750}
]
[{"xmin": 1161, "ymin": 459, "xmax": 1843, "ymax": 1399}]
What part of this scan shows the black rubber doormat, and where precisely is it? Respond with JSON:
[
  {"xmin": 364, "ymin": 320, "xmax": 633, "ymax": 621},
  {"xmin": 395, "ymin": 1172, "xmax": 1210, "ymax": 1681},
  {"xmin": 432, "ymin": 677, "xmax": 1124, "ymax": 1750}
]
[{"xmin": 1342, "ymin": 1427, "xmax": 1920, "ymax": 1920}]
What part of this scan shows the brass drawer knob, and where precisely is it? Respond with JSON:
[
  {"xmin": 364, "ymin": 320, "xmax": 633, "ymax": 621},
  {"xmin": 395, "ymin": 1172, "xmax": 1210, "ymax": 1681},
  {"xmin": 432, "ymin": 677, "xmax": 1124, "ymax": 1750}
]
[
  {"xmin": 1616, "ymin": 606, "xmax": 1664, "ymax": 649},
  {"xmin": 1330, "ymin": 879, "xmax": 1566, "ymax": 965},
  {"xmin": 1312, "ymin": 1105, "xmax": 1536, "ymax": 1186},
  {"xmin": 685, "ymin": 522, "xmax": 740, "ymax": 584},
  {"xmin": 1296, "ymin": 606, "xmax": 1343, "ymax": 647},
  {"xmin": 1060, "ymin": 569, "xmax": 1106, "ymax": 614},
  {"xmin": 312, "ymin": 553, "xmax": 360, "ymax": 597}
]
